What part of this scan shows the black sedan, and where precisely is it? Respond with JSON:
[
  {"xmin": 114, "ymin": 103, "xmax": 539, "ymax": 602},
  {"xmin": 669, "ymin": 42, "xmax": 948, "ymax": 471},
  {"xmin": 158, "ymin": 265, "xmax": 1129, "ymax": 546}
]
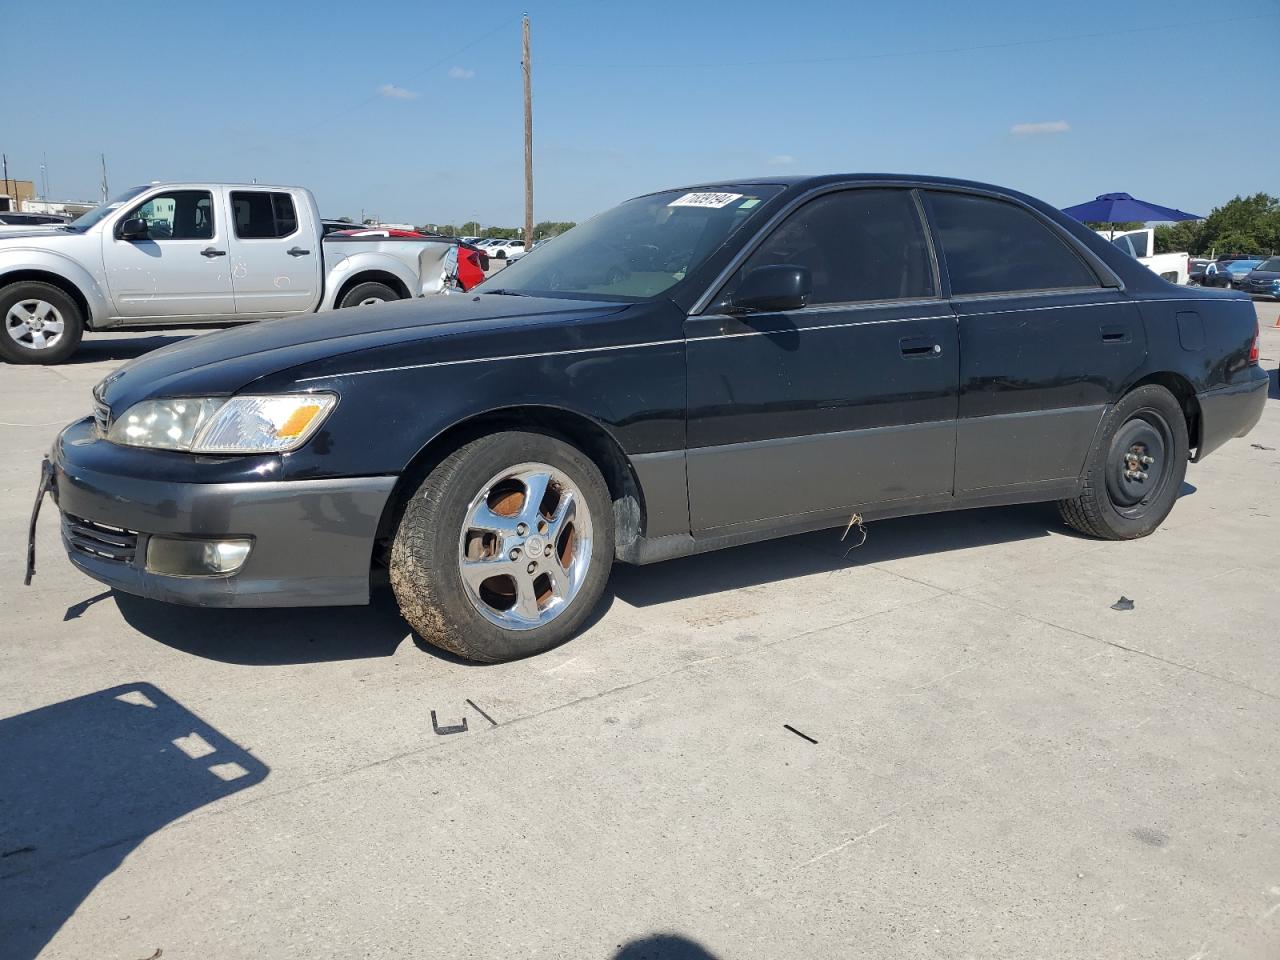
[{"xmin": 36, "ymin": 174, "xmax": 1269, "ymax": 662}]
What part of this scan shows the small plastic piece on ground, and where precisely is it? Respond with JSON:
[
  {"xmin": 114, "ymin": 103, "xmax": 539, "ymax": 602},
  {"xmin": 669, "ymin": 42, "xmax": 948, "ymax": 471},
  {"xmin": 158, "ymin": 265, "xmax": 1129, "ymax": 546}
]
[
  {"xmin": 1251, "ymin": 443, "xmax": 1275, "ymax": 451},
  {"xmin": 1111, "ymin": 596, "xmax": 1135, "ymax": 611}
]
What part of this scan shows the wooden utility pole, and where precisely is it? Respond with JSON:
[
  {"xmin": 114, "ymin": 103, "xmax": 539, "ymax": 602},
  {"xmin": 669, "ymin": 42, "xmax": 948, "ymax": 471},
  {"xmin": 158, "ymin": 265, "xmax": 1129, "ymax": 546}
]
[
  {"xmin": 522, "ymin": 14, "xmax": 534, "ymax": 246},
  {"xmin": 100, "ymin": 153, "xmax": 109, "ymax": 201}
]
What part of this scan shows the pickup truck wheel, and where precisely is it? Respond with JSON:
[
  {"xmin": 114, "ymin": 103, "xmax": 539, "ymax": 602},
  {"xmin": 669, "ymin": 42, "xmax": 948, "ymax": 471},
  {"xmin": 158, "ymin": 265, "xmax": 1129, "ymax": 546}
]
[
  {"xmin": 390, "ymin": 431, "xmax": 614, "ymax": 662},
  {"xmin": 0, "ymin": 282, "xmax": 84, "ymax": 365},
  {"xmin": 1057, "ymin": 384, "xmax": 1188, "ymax": 540},
  {"xmin": 338, "ymin": 281, "xmax": 400, "ymax": 309}
]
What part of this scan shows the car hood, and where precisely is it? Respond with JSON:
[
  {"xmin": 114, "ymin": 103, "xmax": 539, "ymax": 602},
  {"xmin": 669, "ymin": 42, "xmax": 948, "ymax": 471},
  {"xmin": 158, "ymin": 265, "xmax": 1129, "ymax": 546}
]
[
  {"xmin": 1247, "ymin": 270, "xmax": 1280, "ymax": 281},
  {"xmin": 0, "ymin": 227, "xmax": 76, "ymax": 242},
  {"xmin": 98, "ymin": 294, "xmax": 628, "ymax": 410}
]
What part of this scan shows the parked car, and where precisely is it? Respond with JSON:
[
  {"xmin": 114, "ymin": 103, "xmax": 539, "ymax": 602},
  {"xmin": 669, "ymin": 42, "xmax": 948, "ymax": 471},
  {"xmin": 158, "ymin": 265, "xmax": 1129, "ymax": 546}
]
[
  {"xmin": 1242, "ymin": 256, "xmax": 1280, "ymax": 299},
  {"xmin": 1203, "ymin": 254, "xmax": 1267, "ymax": 288},
  {"xmin": 36, "ymin": 174, "xmax": 1267, "ymax": 664},
  {"xmin": 1102, "ymin": 228, "xmax": 1188, "ymax": 284},
  {"xmin": 0, "ymin": 182, "xmax": 461, "ymax": 364},
  {"xmin": 0, "ymin": 211, "xmax": 70, "ymax": 227},
  {"xmin": 1188, "ymin": 258, "xmax": 1211, "ymax": 284},
  {"xmin": 321, "ymin": 219, "xmax": 359, "ymax": 236},
  {"xmin": 486, "ymin": 238, "xmax": 527, "ymax": 260},
  {"xmin": 1206, "ymin": 258, "xmax": 1265, "ymax": 289}
]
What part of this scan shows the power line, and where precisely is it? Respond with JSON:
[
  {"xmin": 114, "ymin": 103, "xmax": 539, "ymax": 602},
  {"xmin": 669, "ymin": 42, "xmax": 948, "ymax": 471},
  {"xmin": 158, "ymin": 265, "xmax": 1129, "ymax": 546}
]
[{"xmin": 544, "ymin": 13, "xmax": 1278, "ymax": 70}]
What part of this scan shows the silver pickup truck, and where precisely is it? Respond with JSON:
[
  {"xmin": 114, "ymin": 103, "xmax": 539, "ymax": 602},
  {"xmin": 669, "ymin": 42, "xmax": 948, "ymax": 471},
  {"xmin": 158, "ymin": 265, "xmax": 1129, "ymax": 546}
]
[{"xmin": 0, "ymin": 182, "xmax": 459, "ymax": 364}]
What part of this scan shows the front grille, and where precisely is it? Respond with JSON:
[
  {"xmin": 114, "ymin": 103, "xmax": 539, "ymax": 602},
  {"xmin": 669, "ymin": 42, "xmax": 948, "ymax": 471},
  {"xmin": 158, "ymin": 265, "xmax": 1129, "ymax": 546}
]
[
  {"xmin": 63, "ymin": 513, "xmax": 139, "ymax": 563},
  {"xmin": 92, "ymin": 397, "xmax": 111, "ymax": 436}
]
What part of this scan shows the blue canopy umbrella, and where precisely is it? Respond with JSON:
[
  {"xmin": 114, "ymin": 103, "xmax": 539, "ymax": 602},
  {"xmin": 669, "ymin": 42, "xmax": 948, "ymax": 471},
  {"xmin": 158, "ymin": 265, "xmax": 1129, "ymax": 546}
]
[{"xmin": 1062, "ymin": 193, "xmax": 1203, "ymax": 237}]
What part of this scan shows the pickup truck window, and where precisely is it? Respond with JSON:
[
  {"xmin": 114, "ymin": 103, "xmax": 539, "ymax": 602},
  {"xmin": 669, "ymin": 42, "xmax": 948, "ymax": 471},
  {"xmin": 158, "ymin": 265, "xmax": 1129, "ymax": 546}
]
[
  {"xmin": 927, "ymin": 191, "xmax": 1100, "ymax": 296},
  {"xmin": 230, "ymin": 191, "xmax": 299, "ymax": 239},
  {"xmin": 65, "ymin": 185, "xmax": 149, "ymax": 232},
  {"xmin": 729, "ymin": 189, "xmax": 935, "ymax": 306},
  {"xmin": 128, "ymin": 190, "xmax": 215, "ymax": 240}
]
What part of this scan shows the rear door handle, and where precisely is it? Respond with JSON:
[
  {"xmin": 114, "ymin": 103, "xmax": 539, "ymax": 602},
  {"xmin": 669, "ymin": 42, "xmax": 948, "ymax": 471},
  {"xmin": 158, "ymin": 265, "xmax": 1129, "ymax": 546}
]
[
  {"xmin": 900, "ymin": 335, "xmax": 942, "ymax": 358},
  {"xmin": 1100, "ymin": 324, "xmax": 1130, "ymax": 343},
  {"xmin": 287, "ymin": 247, "xmax": 311, "ymax": 257},
  {"xmin": 200, "ymin": 247, "xmax": 226, "ymax": 258}
]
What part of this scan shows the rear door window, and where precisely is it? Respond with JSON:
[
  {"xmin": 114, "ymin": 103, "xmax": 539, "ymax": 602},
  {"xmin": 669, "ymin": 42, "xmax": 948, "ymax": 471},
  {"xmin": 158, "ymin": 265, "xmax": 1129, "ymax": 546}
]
[
  {"xmin": 729, "ymin": 188, "xmax": 936, "ymax": 306},
  {"xmin": 230, "ymin": 191, "xmax": 299, "ymax": 239},
  {"xmin": 926, "ymin": 191, "xmax": 1099, "ymax": 296}
]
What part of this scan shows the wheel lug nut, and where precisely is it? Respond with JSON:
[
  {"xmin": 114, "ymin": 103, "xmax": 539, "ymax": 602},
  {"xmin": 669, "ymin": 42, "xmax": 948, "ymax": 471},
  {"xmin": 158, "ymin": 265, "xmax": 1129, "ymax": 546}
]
[
  {"xmin": 544, "ymin": 544, "xmax": 553, "ymax": 557},
  {"xmin": 509, "ymin": 548, "xmax": 520, "ymax": 560},
  {"xmin": 527, "ymin": 561, "xmax": 537, "ymax": 574},
  {"xmin": 516, "ymin": 523, "xmax": 527, "ymax": 535}
]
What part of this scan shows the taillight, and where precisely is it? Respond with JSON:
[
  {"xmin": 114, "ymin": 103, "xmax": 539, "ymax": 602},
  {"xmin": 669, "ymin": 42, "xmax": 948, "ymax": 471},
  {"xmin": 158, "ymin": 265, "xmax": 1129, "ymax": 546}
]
[{"xmin": 1249, "ymin": 319, "xmax": 1260, "ymax": 364}]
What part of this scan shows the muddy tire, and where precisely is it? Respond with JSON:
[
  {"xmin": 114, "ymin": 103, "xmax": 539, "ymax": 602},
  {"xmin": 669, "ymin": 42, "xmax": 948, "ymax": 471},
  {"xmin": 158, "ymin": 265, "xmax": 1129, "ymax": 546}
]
[
  {"xmin": 0, "ymin": 281, "xmax": 84, "ymax": 365},
  {"xmin": 390, "ymin": 431, "xmax": 614, "ymax": 662},
  {"xmin": 338, "ymin": 281, "xmax": 400, "ymax": 309},
  {"xmin": 1058, "ymin": 384, "xmax": 1189, "ymax": 540}
]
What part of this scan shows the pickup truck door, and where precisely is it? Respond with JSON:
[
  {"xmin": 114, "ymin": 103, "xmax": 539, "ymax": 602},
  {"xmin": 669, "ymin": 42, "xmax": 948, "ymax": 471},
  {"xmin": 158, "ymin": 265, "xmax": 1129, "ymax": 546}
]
[
  {"xmin": 224, "ymin": 189, "xmax": 322, "ymax": 316},
  {"xmin": 684, "ymin": 188, "xmax": 959, "ymax": 533},
  {"xmin": 101, "ymin": 187, "xmax": 236, "ymax": 320}
]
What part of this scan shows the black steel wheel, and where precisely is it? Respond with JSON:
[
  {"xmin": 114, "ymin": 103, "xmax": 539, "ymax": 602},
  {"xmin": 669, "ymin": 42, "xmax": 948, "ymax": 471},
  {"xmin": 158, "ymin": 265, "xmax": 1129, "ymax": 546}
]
[{"xmin": 1058, "ymin": 384, "xmax": 1189, "ymax": 540}]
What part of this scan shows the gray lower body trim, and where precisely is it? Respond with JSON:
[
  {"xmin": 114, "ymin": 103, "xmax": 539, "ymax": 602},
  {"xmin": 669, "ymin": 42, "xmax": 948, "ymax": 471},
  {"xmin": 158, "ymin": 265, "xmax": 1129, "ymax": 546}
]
[
  {"xmin": 628, "ymin": 448, "xmax": 690, "ymax": 541},
  {"xmin": 955, "ymin": 404, "xmax": 1104, "ymax": 493},
  {"xmin": 686, "ymin": 419, "xmax": 957, "ymax": 532},
  {"xmin": 51, "ymin": 458, "xmax": 396, "ymax": 607}
]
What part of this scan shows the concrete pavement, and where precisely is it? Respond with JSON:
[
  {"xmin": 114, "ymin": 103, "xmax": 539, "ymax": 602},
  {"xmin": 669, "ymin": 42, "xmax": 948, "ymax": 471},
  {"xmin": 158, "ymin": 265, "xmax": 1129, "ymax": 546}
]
[{"xmin": 2, "ymin": 304, "xmax": 1279, "ymax": 959}]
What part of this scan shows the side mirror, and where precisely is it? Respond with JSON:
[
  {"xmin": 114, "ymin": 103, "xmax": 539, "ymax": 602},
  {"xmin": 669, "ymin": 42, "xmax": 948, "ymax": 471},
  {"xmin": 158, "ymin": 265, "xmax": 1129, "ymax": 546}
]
[
  {"xmin": 728, "ymin": 265, "xmax": 811, "ymax": 314},
  {"xmin": 119, "ymin": 218, "xmax": 149, "ymax": 241}
]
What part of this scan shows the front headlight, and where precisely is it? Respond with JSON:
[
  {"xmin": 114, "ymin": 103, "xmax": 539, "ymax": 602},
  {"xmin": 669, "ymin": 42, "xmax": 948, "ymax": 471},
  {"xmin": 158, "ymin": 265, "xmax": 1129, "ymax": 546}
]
[{"xmin": 108, "ymin": 393, "xmax": 337, "ymax": 454}]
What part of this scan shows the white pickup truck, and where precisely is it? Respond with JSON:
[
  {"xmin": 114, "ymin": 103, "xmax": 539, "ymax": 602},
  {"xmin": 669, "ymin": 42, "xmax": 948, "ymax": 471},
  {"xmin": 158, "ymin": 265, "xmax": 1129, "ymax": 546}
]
[
  {"xmin": 1099, "ymin": 228, "xmax": 1189, "ymax": 285},
  {"xmin": 0, "ymin": 182, "xmax": 460, "ymax": 364}
]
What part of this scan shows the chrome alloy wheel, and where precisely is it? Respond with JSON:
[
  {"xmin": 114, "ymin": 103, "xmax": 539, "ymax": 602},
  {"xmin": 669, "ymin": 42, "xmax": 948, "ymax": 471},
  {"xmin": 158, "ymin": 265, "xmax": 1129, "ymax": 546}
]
[
  {"xmin": 457, "ymin": 462, "xmax": 593, "ymax": 630},
  {"xmin": 6, "ymin": 299, "xmax": 65, "ymax": 350}
]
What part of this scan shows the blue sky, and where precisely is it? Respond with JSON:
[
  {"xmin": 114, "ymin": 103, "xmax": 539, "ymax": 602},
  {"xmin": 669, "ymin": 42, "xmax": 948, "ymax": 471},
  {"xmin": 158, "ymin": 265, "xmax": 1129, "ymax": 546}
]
[{"xmin": 2, "ymin": 0, "xmax": 1276, "ymax": 227}]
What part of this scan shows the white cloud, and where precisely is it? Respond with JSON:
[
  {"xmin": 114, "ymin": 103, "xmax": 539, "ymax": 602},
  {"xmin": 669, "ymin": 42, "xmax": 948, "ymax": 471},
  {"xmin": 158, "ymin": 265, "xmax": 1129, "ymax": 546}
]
[
  {"xmin": 1010, "ymin": 120, "xmax": 1069, "ymax": 136},
  {"xmin": 767, "ymin": 154, "xmax": 796, "ymax": 166},
  {"xmin": 378, "ymin": 83, "xmax": 418, "ymax": 100},
  {"xmin": 448, "ymin": 66, "xmax": 476, "ymax": 80}
]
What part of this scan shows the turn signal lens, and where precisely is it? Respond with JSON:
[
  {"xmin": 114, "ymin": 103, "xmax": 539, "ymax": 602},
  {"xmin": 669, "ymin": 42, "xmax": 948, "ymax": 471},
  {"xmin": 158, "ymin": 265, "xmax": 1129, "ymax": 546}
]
[
  {"xmin": 1249, "ymin": 320, "xmax": 1260, "ymax": 365},
  {"xmin": 191, "ymin": 394, "xmax": 338, "ymax": 453}
]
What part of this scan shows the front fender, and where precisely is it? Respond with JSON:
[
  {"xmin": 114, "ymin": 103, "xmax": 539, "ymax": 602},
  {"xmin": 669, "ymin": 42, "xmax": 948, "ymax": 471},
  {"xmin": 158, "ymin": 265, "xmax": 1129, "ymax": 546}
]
[
  {"xmin": 0, "ymin": 248, "xmax": 113, "ymax": 328},
  {"xmin": 322, "ymin": 250, "xmax": 445, "ymax": 309}
]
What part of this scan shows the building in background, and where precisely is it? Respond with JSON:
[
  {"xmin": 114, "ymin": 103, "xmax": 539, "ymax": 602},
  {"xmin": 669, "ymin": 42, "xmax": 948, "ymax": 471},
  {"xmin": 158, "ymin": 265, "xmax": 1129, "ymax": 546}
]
[
  {"xmin": 0, "ymin": 178, "xmax": 36, "ymax": 212},
  {"xmin": 20, "ymin": 198, "xmax": 97, "ymax": 218}
]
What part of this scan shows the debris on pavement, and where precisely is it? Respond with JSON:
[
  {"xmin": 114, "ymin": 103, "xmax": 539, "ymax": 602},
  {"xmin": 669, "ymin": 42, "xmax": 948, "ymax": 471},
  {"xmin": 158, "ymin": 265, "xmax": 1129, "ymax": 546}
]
[
  {"xmin": 784, "ymin": 724, "xmax": 818, "ymax": 744},
  {"xmin": 1111, "ymin": 596, "xmax": 1135, "ymax": 611}
]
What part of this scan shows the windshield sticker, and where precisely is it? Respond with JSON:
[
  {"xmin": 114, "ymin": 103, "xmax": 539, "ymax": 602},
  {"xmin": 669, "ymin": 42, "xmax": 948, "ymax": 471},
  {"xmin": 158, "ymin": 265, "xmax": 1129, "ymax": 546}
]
[
  {"xmin": 738, "ymin": 198, "xmax": 761, "ymax": 209},
  {"xmin": 668, "ymin": 192, "xmax": 743, "ymax": 209}
]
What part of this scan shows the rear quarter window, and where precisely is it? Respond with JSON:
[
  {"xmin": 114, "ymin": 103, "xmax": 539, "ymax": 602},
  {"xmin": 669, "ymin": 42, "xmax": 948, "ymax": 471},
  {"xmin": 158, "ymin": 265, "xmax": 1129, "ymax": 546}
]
[{"xmin": 927, "ymin": 191, "xmax": 1100, "ymax": 296}]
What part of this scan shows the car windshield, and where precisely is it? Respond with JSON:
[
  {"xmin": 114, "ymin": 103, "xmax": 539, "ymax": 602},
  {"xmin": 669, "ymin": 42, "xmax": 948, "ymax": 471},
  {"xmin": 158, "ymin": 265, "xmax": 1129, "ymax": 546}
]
[
  {"xmin": 479, "ymin": 185, "xmax": 784, "ymax": 300},
  {"xmin": 63, "ymin": 186, "xmax": 150, "ymax": 231},
  {"xmin": 1256, "ymin": 257, "xmax": 1280, "ymax": 271}
]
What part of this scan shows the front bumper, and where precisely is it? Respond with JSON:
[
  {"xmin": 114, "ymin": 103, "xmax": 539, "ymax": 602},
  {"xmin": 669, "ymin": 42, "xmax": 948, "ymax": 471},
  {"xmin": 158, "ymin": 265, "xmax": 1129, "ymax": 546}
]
[
  {"xmin": 1194, "ymin": 365, "xmax": 1270, "ymax": 461},
  {"xmin": 51, "ymin": 418, "xmax": 397, "ymax": 607}
]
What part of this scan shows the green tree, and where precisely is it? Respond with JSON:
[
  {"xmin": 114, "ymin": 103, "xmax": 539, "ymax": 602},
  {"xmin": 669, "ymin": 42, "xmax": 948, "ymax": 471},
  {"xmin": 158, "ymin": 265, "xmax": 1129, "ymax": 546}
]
[
  {"xmin": 1154, "ymin": 220, "xmax": 1204, "ymax": 255},
  {"xmin": 1191, "ymin": 193, "xmax": 1280, "ymax": 256},
  {"xmin": 1084, "ymin": 220, "xmax": 1144, "ymax": 234}
]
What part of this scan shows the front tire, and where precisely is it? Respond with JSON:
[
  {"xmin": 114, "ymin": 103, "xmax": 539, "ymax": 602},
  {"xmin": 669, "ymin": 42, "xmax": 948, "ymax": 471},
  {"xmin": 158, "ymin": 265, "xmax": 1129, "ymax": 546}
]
[
  {"xmin": 338, "ymin": 281, "xmax": 400, "ymax": 309},
  {"xmin": 0, "ymin": 281, "xmax": 84, "ymax": 365},
  {"xmin": 1058, "ymin": 384, "xmax": 1189, "ymax": 540},
  {"xmin": 390, "ymin": 431, "xmax": 614, "ymax": 662}
]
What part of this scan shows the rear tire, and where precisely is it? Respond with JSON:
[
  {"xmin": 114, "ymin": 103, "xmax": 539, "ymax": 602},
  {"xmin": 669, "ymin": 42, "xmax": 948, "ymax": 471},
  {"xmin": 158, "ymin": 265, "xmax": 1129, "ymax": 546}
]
[
  {"xmin": 0, "ymin": 281, "xmax": 84, "ymax": 365},
  {"xmin": 338, "ymin": 281, "xmax": 400, "ymax": 309},
  {"xmin": 390, "ymin": 431, "xmax": 614, "ymax": 662},
  {"xmin": 1057, "ymin": 384, "xmax": 1188, "ymax": 540}
]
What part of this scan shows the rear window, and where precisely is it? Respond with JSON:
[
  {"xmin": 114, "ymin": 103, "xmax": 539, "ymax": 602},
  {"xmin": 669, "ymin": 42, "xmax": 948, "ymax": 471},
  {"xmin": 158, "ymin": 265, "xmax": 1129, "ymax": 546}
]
[
  {"xmin": 1257, "ymin": 258, "xmax": 1280, "ymax": 271},
  {"xmin": 231, "ymin": 191, "xmax": 299, "ymax": 239},
  {"xmin": 927, "ymin": 191, "xmax": 1099, "ymax": 295}
]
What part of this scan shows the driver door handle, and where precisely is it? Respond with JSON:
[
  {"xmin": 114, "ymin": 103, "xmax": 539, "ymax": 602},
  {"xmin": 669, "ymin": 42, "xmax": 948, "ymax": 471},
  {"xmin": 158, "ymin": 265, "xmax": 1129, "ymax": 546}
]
[
  {"xmin": 287, "ymin": 247, "xmax": 311, "ymax": 257},
  {"xmin": 200, "ymin": 247, "xmax": 226, "ymax": 258}
]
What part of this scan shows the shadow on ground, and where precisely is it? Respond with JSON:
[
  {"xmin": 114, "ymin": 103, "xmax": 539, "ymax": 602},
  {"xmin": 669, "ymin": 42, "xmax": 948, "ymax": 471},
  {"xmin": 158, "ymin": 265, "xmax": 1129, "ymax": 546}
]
[
  {"xmin": 613, "ymin": 934, "xmax": 720, "ymax": 959},
  {"xmin": 611, "ymin": 502, "xmax": 1069, "ymax": 607},
  {"xmin": 114, "ymin": 589, "xmax": 414, "ymax": 665},
  {"xmin": 0, "ymin": 683, "xmax": 267, "ymax": 960},
  {"xmin": 67, "ymin": 332, "xmax": 200, "ymax": 364}
]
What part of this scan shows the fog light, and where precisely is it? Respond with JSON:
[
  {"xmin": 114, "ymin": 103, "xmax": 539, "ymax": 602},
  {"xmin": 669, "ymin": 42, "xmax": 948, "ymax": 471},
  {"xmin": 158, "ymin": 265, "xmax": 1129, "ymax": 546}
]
[{"xmin": 145, "ymin": 537, "xmax": 252, "ymax": 576}]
